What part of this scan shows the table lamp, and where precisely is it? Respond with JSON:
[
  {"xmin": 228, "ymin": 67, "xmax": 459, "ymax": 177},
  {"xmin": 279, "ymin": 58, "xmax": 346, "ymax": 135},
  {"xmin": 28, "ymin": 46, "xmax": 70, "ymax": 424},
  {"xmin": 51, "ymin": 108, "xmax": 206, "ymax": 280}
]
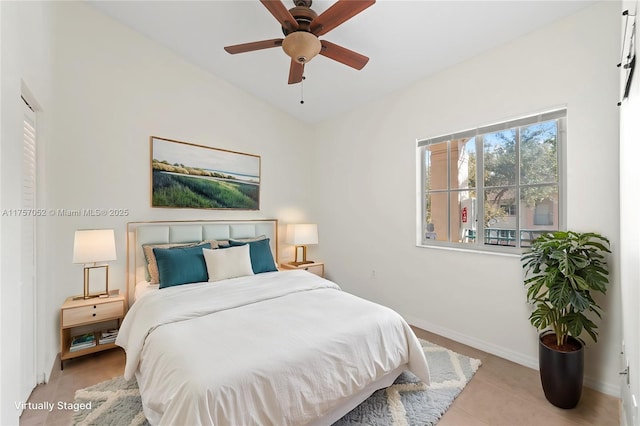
[
  {"xmin": 286, "ymin": 223, "xmax": 318, "ymax": 266},
  {"xmin": 73, "ymin": 229, "xmax": 116, "ymax": 299}
]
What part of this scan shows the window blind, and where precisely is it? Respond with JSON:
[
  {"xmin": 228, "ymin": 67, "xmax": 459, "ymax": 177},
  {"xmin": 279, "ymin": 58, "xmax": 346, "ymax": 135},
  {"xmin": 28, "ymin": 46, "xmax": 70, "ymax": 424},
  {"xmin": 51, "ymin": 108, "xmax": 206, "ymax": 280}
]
[{"xmin": 417, "ymin": 108, "xmax": 566, "ymax": 147}]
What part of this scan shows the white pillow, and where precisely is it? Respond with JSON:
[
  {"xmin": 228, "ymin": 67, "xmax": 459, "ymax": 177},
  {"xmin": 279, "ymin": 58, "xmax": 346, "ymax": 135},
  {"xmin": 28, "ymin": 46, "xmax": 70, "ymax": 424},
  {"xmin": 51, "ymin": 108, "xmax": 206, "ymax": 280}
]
[{"xmin": 203, "ymin": 245, "xmax": 254, "ymax": 282}]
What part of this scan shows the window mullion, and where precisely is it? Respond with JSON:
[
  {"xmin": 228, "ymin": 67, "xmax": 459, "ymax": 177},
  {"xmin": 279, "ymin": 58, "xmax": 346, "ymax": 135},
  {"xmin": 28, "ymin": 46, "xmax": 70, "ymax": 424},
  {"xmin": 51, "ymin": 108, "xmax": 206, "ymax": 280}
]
[
  {"xmin": 515, "ymin": 127, "xmax": 521, "ymax": 248},
  {"xmin": 558, "ymin": 118, "xmax": 566, "ymax": 231},
  {"xmin": 421, "ymin": 146, "xmax": 427, "ymax": 244},
  {"xmin": 446, "ymin": 140, "xmax": 451, "ymax": 242},
  {"xmin": 476, "ymin": 135, "xmax": 484, "ymax": 246}
]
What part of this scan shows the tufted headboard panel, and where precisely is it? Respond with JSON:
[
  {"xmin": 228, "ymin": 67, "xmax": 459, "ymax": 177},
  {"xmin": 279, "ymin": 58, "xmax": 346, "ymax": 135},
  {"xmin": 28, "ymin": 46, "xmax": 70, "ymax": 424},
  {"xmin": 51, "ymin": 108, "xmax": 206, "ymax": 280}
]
[{"xmin": 126, "ymin": 219, "xmax": 278, "ymax": 306}]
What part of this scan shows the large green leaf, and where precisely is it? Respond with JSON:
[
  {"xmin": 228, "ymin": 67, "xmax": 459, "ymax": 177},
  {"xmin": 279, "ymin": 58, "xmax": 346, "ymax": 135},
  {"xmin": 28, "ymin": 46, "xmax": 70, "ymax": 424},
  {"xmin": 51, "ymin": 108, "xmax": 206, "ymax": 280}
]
[
  {"xmin": 529, "ymin": 303, "xmax": 557, "ymax": 330},
  {"xmin": 548, "ymin": 282, "xmax": 570, "ymax": 308},
  {"xmin": 568, "ymin": 291, "xmax": 590, "ymax": 312}
]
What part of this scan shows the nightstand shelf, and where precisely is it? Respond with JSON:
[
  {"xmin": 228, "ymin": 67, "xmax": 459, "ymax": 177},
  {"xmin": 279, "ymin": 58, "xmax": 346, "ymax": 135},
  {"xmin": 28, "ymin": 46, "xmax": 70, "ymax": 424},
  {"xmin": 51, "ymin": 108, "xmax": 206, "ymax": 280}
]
[
  {"xmin": 60, "ymin": 293, "xmax": 125, "ymax": 369},
  {"xmin": 280, "ymin": 261, "xmax": 325, "ymax": 278}
]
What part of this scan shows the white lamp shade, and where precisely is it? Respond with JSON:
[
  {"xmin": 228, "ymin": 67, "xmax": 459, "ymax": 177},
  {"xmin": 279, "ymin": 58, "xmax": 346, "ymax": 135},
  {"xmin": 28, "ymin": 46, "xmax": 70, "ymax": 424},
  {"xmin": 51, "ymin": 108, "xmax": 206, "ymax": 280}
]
[
  {"xmin": 73, "ymin": 229, "xmax": 117, "ymax": 264},
  {"xmin": 286, "ymin": 224, "xmax": 318, "ymax": 245}
]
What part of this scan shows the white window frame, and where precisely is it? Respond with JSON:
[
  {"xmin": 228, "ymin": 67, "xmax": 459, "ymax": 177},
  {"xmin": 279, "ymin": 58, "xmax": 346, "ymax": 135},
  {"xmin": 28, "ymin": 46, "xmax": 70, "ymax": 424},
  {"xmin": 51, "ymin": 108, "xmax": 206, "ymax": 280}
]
[{"xmin": 417, "ymin": 108, "xmax": 566, "ymax": 254}]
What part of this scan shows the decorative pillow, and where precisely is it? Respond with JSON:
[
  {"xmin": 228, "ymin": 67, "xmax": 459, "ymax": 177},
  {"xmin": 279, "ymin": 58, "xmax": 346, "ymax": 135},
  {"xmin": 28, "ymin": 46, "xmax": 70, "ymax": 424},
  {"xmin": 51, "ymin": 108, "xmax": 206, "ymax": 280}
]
[
  {"xmin": 203, "ymin": 244, "xmax": 254, "ymax": 282},
  {"xmin": 230, "ymin": 235, "xmax": 266, "ymax": 243},
  {"xmin": 228, "ymin": 238, "xmax": 277, "ymax": 274},
  {"xmin": 143, "ymin": 240, "xmax": 220, "ymax": 284},
  {"xmin": 153, "ymin": 243, "xmax": 211, "ymax": 289}
]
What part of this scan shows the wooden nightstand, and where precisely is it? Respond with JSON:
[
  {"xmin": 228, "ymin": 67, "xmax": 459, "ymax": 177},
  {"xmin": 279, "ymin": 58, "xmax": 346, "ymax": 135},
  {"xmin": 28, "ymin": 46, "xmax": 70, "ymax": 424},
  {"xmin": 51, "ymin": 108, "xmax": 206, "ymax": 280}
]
[
  {"xmin": 280, "ymin": 262, "xmax": 325, "ymax": 278},
  {"xmin": 59, "ymin": 293, "xmax": 125, "ymax": 369}
]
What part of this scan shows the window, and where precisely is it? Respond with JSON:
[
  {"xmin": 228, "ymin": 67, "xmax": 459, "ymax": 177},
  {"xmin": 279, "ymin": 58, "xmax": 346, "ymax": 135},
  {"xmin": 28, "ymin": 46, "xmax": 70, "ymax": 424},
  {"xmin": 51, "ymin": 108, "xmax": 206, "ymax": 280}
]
[{"xmin": 418, "ymin": 109, "xmax": 565, "ymax": 252}]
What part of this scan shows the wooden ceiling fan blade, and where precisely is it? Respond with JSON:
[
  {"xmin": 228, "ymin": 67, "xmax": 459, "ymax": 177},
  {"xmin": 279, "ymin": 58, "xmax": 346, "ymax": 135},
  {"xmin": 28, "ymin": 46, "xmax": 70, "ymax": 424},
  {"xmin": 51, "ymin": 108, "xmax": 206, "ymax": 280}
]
[
  {"xmin": 224, "ymin": 39, "xmax": 283, "ymax": 54},
  {"xmin": 288, "ymin": 60, "xmax": 304, "ymax": 84},
  {"xmin": 319, "ymin": 40, "xmax": 369, "ymax": 70},
  {"xmin": 260, "ymin": 0, "xmax": 299, "ymax": 32},
  {"xmin": 310, "ymin": 0, "xmax": 375, "ymax": 36}
]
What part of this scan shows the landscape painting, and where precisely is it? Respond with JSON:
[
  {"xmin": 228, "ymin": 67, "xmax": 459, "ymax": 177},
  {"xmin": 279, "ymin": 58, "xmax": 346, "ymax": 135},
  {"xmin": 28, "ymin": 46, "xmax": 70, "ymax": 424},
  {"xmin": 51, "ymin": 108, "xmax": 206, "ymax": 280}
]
[{"xmin": 151, "ymin": 137, "xmax": 260, "ymax": 210}]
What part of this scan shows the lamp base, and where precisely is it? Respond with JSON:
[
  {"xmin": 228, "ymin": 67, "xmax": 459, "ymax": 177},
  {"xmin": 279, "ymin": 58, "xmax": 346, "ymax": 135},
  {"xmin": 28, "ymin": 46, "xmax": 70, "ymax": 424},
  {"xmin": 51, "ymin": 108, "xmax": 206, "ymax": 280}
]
[
  {"xmin": 288, "ymin": 260, "xmax": 315, "ymax": 267},
  {"xmin": 293, "ymin": 244, "xmax": 316, "ymax": 265},
  {"xmin": 74, "ymin": 265, "xmax": 110, "ymax": 300},
  {"xmin": 72, "ymin": 293, "xmax": 105, "ymax": 301}
]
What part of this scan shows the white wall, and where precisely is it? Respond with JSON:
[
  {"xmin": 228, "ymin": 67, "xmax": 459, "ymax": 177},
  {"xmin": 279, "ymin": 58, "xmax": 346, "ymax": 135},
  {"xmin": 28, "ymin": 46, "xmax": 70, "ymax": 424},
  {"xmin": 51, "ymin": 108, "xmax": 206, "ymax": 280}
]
[
  {"xmin": 0, "ymin": 1, "xmax": 54, "ymax": 424},
  {"xmin": 311, "ymin": 1, "xmax": 622, "ymax": 396},
  {"xmin": 43, "ymin": 0, "xmax": 312, "ymax": 376}
]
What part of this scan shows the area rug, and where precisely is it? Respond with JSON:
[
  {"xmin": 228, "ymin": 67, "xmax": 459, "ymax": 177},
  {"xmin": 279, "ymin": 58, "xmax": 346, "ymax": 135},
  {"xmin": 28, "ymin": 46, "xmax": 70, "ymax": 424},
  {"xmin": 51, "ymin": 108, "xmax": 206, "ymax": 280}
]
[{"xmin": 73, "ymin": 339, "xmax": 481, "ymax": 426}]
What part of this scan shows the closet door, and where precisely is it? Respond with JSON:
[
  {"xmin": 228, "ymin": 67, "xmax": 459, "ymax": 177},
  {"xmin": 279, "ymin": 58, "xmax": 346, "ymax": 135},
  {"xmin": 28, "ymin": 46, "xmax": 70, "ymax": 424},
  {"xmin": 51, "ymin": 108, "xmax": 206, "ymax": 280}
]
[{"xmin": 20, "ymin": 98, "xmax": 37, "ymax": 403}]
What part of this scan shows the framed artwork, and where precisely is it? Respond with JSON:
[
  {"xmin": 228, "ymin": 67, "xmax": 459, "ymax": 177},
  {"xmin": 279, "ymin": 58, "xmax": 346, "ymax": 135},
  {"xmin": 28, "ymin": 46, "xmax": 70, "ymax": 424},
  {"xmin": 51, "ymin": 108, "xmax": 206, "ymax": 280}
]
[{"xmin": 151, "ymin": 136, "xmax": 260, "ymax": 210}]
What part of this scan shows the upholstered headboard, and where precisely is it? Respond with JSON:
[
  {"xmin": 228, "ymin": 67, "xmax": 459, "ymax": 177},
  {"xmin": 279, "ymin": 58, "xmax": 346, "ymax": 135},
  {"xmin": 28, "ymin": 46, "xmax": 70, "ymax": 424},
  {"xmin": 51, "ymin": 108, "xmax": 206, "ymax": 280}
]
[{"xmin": 126, "ymin": 219, "xmax": 278, "ymax": 306}]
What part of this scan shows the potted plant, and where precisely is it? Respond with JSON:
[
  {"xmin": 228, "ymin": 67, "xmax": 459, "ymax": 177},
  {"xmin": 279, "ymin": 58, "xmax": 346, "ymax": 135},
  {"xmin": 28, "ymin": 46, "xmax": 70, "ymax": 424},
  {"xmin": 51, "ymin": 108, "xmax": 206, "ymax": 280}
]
[{"xmin": 521, "ymin": 231, "xmax": 610, "ymax": 409}]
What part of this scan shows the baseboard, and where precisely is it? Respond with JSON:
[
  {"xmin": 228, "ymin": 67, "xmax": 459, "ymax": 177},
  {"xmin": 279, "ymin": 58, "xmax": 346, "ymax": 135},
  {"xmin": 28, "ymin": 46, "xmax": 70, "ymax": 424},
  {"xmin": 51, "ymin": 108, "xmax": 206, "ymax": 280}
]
[
  {"xmin": 405, "ymin": 314, "xmax": 621, "ymax": 398},
  {"xmin": 42, "ymin": 352, "xmax": 57, "ymax": 383},
  {"xmin": 405, "ymin": 315, "xmax": 539, "ymax": 369},
  {"xmin": 583, "ymin": 376, "xmax": 622, "ymax": 399}
]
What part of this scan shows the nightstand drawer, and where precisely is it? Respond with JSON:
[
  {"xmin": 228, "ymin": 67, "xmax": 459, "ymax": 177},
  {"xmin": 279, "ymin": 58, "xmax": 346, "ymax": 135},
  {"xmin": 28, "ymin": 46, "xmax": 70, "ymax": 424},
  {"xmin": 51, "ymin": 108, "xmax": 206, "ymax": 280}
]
[{"xmin": 62, "ymin": 301, "xmax": 124, "ymax": 327}]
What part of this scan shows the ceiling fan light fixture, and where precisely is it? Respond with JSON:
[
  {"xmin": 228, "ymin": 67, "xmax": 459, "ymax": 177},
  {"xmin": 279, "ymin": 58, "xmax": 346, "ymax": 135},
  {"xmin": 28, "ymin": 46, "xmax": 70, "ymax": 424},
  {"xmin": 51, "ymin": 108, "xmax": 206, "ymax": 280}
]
[{"xmin": 282, "ymin": 31, "xmax": 321, "ymax": 64}]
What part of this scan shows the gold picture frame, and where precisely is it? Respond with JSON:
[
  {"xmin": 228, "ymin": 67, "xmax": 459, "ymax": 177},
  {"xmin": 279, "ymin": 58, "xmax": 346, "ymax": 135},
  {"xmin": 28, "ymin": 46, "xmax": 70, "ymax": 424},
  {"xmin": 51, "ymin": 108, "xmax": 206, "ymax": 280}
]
[{"xmin": 150, "ymin": 136, "xmax": 261, "ymax": 210}]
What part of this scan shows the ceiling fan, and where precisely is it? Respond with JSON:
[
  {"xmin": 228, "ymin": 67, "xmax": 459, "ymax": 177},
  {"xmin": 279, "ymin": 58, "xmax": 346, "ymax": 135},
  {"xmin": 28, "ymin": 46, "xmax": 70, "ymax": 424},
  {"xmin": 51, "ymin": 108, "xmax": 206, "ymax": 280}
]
[{"xmin": 224, "ymin": 0, "xmax": 375, "ymax": 84}]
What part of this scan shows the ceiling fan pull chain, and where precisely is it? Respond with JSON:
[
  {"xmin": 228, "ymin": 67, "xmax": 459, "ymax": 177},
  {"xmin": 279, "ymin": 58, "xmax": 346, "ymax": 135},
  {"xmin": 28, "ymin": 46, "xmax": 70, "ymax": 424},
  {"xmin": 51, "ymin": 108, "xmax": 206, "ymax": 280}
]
[{"xmin": 300, "ymin": 76, "xmax": 306, "ymax": 104}]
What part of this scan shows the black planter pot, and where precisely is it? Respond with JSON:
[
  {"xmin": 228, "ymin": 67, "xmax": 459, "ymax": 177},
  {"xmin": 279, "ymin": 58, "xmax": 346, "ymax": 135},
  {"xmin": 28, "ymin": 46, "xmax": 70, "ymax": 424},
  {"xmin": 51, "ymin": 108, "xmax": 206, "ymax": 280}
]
[{"xmin": 538, "ymin": 331, "xmax": 584, "ymax": 409}]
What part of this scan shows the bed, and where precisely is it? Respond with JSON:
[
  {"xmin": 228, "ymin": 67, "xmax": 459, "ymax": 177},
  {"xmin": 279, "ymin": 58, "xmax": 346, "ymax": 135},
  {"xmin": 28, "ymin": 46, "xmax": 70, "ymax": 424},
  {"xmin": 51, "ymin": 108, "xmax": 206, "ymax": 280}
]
[{"xmin": 117, "ymin": 219, "xmax": 430, "ymax": 425}]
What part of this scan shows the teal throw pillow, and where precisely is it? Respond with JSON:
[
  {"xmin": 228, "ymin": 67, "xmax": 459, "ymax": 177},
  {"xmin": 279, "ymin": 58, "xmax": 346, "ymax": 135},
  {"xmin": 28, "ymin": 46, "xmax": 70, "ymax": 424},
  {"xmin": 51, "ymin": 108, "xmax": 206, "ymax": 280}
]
[{"xmin": 153, "ymin": 243, "xmax": 211, "ymax": 289}]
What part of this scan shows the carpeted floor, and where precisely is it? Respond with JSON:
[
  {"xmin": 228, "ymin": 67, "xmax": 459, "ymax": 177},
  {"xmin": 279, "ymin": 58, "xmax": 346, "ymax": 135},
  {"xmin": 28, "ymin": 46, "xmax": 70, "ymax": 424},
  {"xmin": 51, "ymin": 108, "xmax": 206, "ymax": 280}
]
[{"xmin": 73, "ymin": 339, "xmax": 480, "ymax": 426}]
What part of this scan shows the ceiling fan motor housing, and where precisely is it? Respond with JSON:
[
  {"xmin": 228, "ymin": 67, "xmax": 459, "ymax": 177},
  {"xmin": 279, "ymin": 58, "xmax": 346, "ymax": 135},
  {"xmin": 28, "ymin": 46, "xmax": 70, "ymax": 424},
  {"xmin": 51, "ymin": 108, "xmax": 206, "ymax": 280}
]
[
  {"xmin": 284, "ymin": 4, "xmax": 317, "ymax": 32},
  {"xmin": 281, "ymin": 3, "xmax": 321, "ymax": 64}
]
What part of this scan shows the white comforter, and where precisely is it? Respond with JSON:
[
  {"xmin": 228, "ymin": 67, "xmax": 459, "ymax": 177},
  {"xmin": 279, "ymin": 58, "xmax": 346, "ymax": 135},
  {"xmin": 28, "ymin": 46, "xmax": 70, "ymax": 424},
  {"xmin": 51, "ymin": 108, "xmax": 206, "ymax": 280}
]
[{"xmin": 116, "ymin": 270, "xmax": 430, "ymax": 426}]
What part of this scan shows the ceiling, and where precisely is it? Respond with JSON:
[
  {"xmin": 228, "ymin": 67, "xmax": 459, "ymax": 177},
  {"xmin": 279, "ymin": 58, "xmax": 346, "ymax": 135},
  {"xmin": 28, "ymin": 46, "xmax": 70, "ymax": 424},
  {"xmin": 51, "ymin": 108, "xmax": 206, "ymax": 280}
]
[{"xmin": 87, "ymin": 0, "xmax": 595, "ymax": 124}]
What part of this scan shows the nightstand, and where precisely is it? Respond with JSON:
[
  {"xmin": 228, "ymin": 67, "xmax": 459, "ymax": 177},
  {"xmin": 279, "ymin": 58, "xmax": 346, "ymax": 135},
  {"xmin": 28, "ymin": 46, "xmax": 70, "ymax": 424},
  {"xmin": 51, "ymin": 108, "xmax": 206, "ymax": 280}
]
[
  {"xmin": 59, "ymin": 293, "xmax": 125, "ymax": 369},
  {"xmin": 280, "ymin": 262, "xmax": 325, "ymax": 278}
]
